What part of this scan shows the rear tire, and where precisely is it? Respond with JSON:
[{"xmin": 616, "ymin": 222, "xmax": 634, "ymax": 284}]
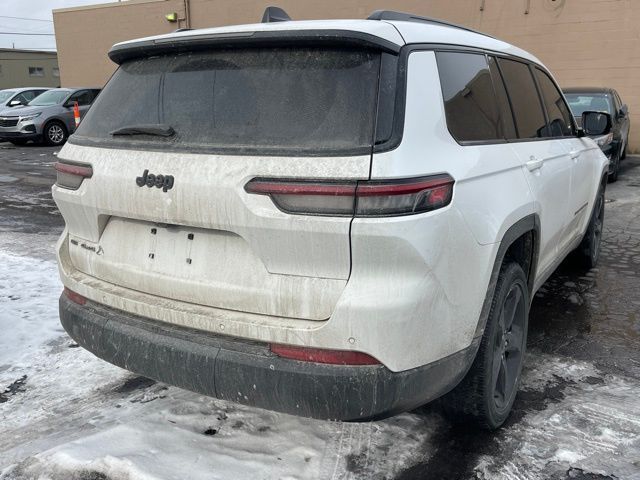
[
  {"xmin": 441, "ymin": 262, "xmax": 529, "ymax": 430},
  {"xmin": 577, "ymin": 186, "xmax": 605, "ymax": 269},
  {"xmin": 43, "ymin": 121, "xmax": 67, "ymax": 146},
  {"xmin": 608, "ymin": 146, "xmax": 621, "ymax": 183}
]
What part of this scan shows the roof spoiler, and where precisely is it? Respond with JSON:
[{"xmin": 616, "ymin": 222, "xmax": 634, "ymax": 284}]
[{"xmin": 262, "ymin": 6, "xmax": 291, "ymax": 23}]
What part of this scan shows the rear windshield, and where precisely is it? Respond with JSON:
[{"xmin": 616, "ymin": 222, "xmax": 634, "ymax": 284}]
[
  {"xmin": 74, "ymin": 48, "xmax": 383, "ymax": 155},
  {"xmin": 29, "ymin": 90, "xmax": 70, "ymax": 106},
  {"xmin": 565, "ymin": 93, "xmax": 614, "ymax": 116}
]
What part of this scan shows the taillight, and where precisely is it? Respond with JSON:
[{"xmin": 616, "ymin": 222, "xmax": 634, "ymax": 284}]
[
  {"xmin": 270, "ymin": 344, "xmax": 380, "ymax": 365},
  {"xmin": 54, "ymin": 161, "xmax": 93, "ymax": 190},
  {"xmin": 245, "ymin": 174, "xmax": 454, "ymax": 217},
  {"xmin": 63, "ymin": 287, "xmax": 87, "ymax": 305}
]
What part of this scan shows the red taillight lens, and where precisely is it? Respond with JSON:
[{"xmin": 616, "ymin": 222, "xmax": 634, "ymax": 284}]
[
  {"xmin": 355, "ymin": 175, "xmax": 454, "ymax": 216},
  {"xmin": 54, "ymin": 161, "xmax": 93, "ymax": 190},
  {"xmin": 270, "ymin": 344, "xmax": 380, "ymax": 365},
  {"xmin": 245, "ymin": 174, "xmax": 454, "ymax": 217},
  {"xmin": 245, "ymin": 179, "xmax": 357, "ymax": 216},
  {"xmin": 63, "ymin": 287, "xmax": 86, "ymax": 306}
]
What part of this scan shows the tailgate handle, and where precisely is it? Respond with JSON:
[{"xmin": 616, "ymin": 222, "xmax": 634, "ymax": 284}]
[{"xmin": 526, "ymin": 157, "xmax": 544, "ymax": 172}]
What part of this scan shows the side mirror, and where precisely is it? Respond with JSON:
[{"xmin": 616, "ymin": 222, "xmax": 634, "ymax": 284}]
[
  {"xmin": 582, "ymin": 111, "xmax": 612, "ymax": 136},
  {"xmin": 9, "ymin": 99, "xmax": 23, "ymax": 107}
]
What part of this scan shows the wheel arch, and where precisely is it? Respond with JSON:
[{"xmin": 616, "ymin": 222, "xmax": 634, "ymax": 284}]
[
  {"xmin": 473, "ymin": 214, "xmax": 540, "ymax": 338},
  {"xmin": 44, "ymin": 117, "xmax": 68, "ymax": 132}
]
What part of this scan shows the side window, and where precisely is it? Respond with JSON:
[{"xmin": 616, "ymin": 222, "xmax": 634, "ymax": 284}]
[
  {"xmin": 435, "ymin": 51, "xmax": 503, "ymax": 142},
  {"xmin": 68, "ymin": 90, "xmax": 92, "ymax": 106},
  {"xmin": 13, "ymin": 93, "xmax": 28, "ymax": 104},
  {"xmin": 534, "ymin": 68, "xmax": 575, "ymax": 137},
  {"xmin": 497, "ymin": 58, "xmax": 547, "ymax": 139},
  {"xmin": 487, "ymin": 56, "xmax": 517, "ymax": 139},
  {"xmin": 22, "ymin": 91, "xmax": 37, "ymax": 102}
]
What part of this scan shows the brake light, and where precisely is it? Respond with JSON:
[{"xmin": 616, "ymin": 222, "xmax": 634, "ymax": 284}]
[
  {"xmin": 63, "ymin": 287, "xmax": 87, "ymax": 306},
  {"xmin": 245, "ymin": 174, "xmax": 454, "ymax": 217},
  {"xmin": 270, "ymin": 344, "xmax": 380, "ymax": 365},
  {"xmin": 54, "ymin": 161, "xmax": 93, "ymax": 190}
]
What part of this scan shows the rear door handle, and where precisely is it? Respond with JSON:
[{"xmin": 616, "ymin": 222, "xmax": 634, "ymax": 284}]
[
  {"xmin": 569, "ymin": 150, "xmax": 580, "ymax": 160},
  {"xmin": 526, "ymin": 157, "xmax": 544, "ymax": 172}
]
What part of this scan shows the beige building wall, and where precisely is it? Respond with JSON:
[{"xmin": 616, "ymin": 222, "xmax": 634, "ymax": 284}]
[
  {"xmin": 54, "ymin": 0, "xmax": 640, "ymax": 150},
  {"xmin": 0, "ymin": 49, "xmax": 59, "ymax": 89}
]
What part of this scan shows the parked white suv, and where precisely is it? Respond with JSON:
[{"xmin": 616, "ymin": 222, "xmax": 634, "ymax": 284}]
[{"xmin": 53, "ymin": 9, "xmax": 611, "ymax": 429}]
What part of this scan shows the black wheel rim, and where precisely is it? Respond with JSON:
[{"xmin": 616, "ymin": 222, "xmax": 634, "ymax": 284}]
[
  {"xmin": 492, "ymin": 282, "xmax": 526, "ymax": 412},
  {"xmin": 591, "ymin": 193, "xmax": 604, "ymax": 263}
]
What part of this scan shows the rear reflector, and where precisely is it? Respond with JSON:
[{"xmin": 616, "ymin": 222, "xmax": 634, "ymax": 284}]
[
  {"xmin": 63, "ymin": 287, "xmax": 87, "ymax": 306},
  {"xmin": 54, "ymin": 161, "xmax": 93, "ymax": 190},
  {"xmin": 270, "ymin": 344, "xmax": 380, "ymax": 365},
  {"xmin": 245, "ymin": 174, "xmax": 454, "ymax": 217}
]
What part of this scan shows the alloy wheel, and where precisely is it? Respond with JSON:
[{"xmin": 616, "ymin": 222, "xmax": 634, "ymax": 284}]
[
  {"xmin": 48, "ymin": 124, "xmax": 65, "ymax": 144},
  {"xmin": 491, "ymin": 282, "xmax": 526, "ymax": 413}
]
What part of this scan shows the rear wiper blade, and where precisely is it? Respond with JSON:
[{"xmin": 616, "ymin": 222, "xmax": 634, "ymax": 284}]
[{"xmin": 110, "ymin": 124, "xmax": 175, "ymax": 137}]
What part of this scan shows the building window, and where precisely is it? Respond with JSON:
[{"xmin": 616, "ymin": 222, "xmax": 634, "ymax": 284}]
[
  {"xmin": 53, "ymin": 67, "xmax": 60, "ymax": 77},
  {"xmin": 28, "ymin": 67, "xmax": 44, "ymax": 77}
]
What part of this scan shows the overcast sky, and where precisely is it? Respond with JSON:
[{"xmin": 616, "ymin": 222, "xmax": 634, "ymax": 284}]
[{"xmin": 0, "ymin": 0, "xmax": 109, "ymax": 51}]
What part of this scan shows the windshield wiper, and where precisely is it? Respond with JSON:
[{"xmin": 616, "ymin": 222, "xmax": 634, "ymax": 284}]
[{"xmin": 110, "ymin": 124, "xmax": 175, "ymax": 137}]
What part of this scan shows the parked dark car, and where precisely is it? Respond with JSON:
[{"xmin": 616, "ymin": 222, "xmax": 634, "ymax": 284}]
[{"xmin": 564, "ymin": 87, "xmax": 631, "ymax": 181}]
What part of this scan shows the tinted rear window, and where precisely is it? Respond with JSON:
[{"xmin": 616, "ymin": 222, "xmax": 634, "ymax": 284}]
[
  {"xmin": 436, "ymin": 51, "xmax": 503, "ymax": 142},
  {"xmin": 534, "ymin": 68, "xmax": 575, "ymax": 137},
  {"xmin": 74, "ymin": 48, "xmax": 382, "ymax": 155},
  {"xmin": 497, "ymin": 59, "xmax": 547, "ymax": 139}
]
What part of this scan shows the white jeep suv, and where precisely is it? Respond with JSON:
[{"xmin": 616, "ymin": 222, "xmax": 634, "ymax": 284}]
[{"xmin": 53, "ymin": 9, "xmax": 611, "ymax": 429}]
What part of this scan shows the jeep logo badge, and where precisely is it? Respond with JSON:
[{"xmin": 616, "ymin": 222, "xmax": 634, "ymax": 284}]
[{"xmin": 136, "ymin": 169, "xmax": 174, "ymax": 192}]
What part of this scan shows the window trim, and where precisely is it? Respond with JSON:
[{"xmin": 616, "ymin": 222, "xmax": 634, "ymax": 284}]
[{"xmin": 487, "ymin": 54, "xmax": 518, "ymax": 140}]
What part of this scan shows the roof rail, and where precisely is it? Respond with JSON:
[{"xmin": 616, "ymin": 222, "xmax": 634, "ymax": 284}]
[
  {"xmin": 367, "ymin": 10, "xmax": 494, "ymax": 39},
  {"xmin": 262, "ymin": 6, "xmax": 291, "ymax": 23}
]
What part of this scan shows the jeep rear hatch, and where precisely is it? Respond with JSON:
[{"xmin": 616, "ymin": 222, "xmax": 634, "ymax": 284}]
[{"xmin": 57, "ymin": 43, "xmax": 399, "ymax": 321}]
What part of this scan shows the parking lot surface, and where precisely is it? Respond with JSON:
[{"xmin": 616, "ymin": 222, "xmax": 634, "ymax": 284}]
[{"xmin": 1, "ymin": 143, "xmax": 639, "ymax": 479}]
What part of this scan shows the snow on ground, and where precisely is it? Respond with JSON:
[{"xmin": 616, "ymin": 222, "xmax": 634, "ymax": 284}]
[
  {"xmin": 1, "ymin": 249, "xmax": 639, "ymax": 479},
  {"xmin": 0, "ymin": 252, "xmax": 63, "ymax": 370},
  {"xmin": 0, "ymin": 251, "xmax": 434, "ymax": 479},
  {"xmin": 475, "ymin": 354, "xmax": 640, "ymax": 479}
]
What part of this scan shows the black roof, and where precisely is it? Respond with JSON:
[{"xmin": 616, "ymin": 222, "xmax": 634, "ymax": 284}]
[{"xmin": 563, "ymin": 86, "xmax": 617, "ymax": 94}]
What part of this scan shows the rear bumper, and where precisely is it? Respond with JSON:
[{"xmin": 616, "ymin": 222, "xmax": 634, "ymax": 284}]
[{"xmin": 60, "ymin": 294, "xmax": 479, "ymax": 421}]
